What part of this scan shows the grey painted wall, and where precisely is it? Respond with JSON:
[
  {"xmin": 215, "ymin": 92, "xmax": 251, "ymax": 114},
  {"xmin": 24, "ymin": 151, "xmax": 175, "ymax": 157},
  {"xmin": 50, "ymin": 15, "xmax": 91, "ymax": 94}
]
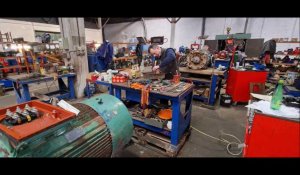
[
  {"xmin": 104, "ymin": 17, "xmax": 300, "ymax": 51},
  {"xmin": 0, "ymin": 18, "xmax": 103, "ymax": 43},
  {"xmin": 4, "ymin": 17, "xmax": 99, "ymax": 29}
]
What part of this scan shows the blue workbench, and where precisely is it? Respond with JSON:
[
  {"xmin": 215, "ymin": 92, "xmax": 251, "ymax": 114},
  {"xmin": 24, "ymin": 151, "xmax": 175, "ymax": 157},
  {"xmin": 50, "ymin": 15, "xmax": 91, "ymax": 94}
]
[
  {"xmin": 214, "ymin": 59, "xmax": 230, "ymax": 69},
  {"xmin": 284, "ymin": 85, "xmax": 300, "ymax": 97},
  {"xmin": 112, "ymin": 82, "xmax": 194, "ymax": 153},
  {"xmin": 0, "ymin": 79, "xmax": 13, "ymax": 88},
  {"xmin": 85, "ymin": 78, "xmax": 113, "ymax": 98},
  {"xmin": 8, "ymin": 73, "xmax": 76, "ymax": 104},
  {"xmin": 179, "ymin": 67, "xmax": 227, "ymax": 106}
]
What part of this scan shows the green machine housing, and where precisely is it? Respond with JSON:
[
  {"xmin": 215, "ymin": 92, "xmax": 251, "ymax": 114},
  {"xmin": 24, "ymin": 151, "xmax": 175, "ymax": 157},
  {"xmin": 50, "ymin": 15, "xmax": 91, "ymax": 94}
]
[{"xmin": 0, "ymin": 94, "xmax": 133, "ymax": 157}]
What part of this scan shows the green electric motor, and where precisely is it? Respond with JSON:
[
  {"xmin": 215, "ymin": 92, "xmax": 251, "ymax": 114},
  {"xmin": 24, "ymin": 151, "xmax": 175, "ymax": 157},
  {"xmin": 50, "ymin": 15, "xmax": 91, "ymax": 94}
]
[{"xmin": 0, "ymin": 94, "xmax": 133, "ymax": 157}]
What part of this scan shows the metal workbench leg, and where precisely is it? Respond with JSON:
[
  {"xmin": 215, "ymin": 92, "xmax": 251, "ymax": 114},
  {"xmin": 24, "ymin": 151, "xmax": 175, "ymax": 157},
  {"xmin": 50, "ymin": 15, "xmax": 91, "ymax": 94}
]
[
  {"xmin": 67, "ymin": 76, "xmax": 76, "ymax": 99},
  {"xmin": 208, "ymin": 74, "xmax": 218, "ymax": 106},
  {"xmin": 185, "ymin": 91, "xmax": 193, "ymax": 128},
  {"xmin": 216, "ymin": 76, "xmax": 222, "ymax": 98},
  {"xmin": 86, "ymin": 80, "xmax": 91, "ymax": 98},
  {"xmin": 109, "ymin": 84, "xmax": 113, "ymax": 95},
  {"xmin": 13, "ymin": 82, "xmax": 23, "ymax": 104},
  {"xmin": 171, "ymin": 100, "xmax": 180, "ymax": 146},
  {"xmin": 21, "ymin": 84, "xmax": 31, "ymax": 103},
  {"xmin": 58, "ymin": 78, "xmax": 68, "ymax": 91},
  {"xmin": 115, "ymin": 87, "xmax": 122, "ymax": 100}
]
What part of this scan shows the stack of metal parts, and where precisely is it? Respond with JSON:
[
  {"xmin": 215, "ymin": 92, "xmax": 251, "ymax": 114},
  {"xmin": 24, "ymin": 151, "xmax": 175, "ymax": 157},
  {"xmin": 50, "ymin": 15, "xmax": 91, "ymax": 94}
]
[
  {"xmin": 178, "ymin": 55, "xmax": 188, "ymax": 67},
  {"xmin": 128, "ymin": 104, "xmax": 169, "ymax": 129},
  {"xmin": 0, "ymin": 94, "xmax": 133, "ymax": 157}
]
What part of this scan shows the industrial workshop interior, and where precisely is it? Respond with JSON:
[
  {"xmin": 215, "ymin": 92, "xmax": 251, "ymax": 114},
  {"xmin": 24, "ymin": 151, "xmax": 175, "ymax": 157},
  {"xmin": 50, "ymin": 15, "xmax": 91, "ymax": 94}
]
[{"xmin": 0, "ymin": 17, "xmax": 299, "ymax": 158}]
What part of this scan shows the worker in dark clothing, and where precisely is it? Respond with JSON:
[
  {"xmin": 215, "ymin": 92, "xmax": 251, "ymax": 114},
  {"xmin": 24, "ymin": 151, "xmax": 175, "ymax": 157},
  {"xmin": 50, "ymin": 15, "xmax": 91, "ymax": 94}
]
[
  {"xmin": 148, "ymin": 44, "xmax": 179, "ymax": 80},
  {"xmin": 148, "ymin": 44, "xmax": 179, "ymax": 107},
  {"xmin": 136, "ymin": 43, "xmax": 143, "ymax": 66}
]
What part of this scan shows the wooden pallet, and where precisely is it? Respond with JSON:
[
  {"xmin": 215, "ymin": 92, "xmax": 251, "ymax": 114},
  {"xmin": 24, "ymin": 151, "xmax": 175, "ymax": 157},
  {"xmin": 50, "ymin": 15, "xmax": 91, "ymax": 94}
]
[{"xmin": 131, "ymin": 126, "xmax": 191, "ymax": 157}]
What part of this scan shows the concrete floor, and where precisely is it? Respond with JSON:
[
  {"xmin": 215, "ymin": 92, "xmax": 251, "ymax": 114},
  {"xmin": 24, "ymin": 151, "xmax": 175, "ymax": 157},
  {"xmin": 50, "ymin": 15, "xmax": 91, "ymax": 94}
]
[
  {"xmin": 117, "ymin": 100, "xmax": 247, "ymax": 157},
  {"xmin": 0, "ymin": 82, "xmax": 248, "ymax": 157}
]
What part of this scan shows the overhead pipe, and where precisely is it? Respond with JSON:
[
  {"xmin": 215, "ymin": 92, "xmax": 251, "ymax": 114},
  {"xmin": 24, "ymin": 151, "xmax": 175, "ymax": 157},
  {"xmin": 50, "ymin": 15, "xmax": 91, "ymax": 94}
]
[
  {"xmin": 244, "ymin": 18, "xmax": 249, "ymax": 33},
  {"xmin": 141, "ymin": 17, "xmax": 148, "ymax": 39},
  {"xmin": 201, "ymin": 17, "xmax": 206, "ymax": 36},
  {"xmin": 167, "ymin": 17, "xmax": 181, "ymax": 48}
]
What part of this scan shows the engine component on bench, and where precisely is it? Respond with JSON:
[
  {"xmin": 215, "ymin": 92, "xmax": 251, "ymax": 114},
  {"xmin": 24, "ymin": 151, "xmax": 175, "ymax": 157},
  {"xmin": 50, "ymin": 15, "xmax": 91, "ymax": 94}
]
[
  {"xmin": 187, "ymin": 50, "xmax": 209, "ymax": 70},
  {"xmin": 0, "ymin": 94, "xmax": 133, "ymax": 157}
]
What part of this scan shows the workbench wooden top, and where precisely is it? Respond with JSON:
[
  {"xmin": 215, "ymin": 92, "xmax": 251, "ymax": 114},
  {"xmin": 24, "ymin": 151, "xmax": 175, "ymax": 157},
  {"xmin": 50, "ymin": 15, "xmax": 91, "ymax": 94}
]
[
  {"xmin": 113, "ymin": 56, "xmax": 137, "ymax": 61},
  {"xmin": 179, "ymin": 67, "xmax": 225, "ymax": 76},
  {"xmin": 0, "ymin": 65, "xmax": 34, "ymax": 70},
  {"xmin": 7, "ymin": 73, "xmax": 76, "ymax": 83},
  {"xmin": 112, "ymin": 81, "xmax": 194, "ymax": 98}
]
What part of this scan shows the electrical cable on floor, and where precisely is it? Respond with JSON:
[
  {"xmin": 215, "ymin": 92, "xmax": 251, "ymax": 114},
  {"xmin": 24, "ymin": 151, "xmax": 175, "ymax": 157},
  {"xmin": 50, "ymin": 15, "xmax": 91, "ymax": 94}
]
[{"xmin": 190, "ymin": 126, "xmax": 244, "ymax": 156}]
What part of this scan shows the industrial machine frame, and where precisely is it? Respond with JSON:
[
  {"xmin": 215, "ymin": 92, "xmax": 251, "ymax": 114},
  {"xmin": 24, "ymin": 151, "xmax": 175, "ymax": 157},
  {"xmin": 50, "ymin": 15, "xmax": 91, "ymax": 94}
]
[{"xmin": 8, "ymin": 73, "xmax": 76, "ymax": 104}]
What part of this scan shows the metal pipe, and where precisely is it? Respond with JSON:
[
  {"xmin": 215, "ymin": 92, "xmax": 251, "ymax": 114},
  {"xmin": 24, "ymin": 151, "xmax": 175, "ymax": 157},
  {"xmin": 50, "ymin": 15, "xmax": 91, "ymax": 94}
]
[
  {"xmin": 166, "ymin": 18, "xmax": 171, "ymax": 23},
  {"xmin": 244, "ymin": 18, "xmax": 249, "ymax": 33},
  {"xmin": 141, "ymin": 17, "xmax": 147, "ymax": 39},
  {"xmin": 97, "ymin": 18, "xmax": 110, "ymax": 31},
  {"xmin": 202, "ymin": 17, "xmax": 206, "ymax": 36},
  {"xmin": 97, "ymin": 18, "xmax": 105, "ymax": 43},
  {"xmin": 76, "ymin": 18, "xmax": 81, "ymax": 46},
  {"xmin": 170, "ymin": 18, "xmax": 176, "ymax": 48},
  {"xmin": 260, "ymin": 18, "xmax": 266, "ymax": 38},
  {"xmin": 169, "ymin": 18, "xmax": 181, "ymax": 48}
]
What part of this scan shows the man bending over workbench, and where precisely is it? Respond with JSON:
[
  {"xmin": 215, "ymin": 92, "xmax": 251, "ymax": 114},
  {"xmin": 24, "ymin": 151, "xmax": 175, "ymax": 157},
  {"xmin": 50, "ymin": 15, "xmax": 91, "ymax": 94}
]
[
  {"xmin": 148, "ymin": 44, "xmax": 179, "ymax": 80},
  {"xmin": 148, "ymin": 44, "xmax": 179, "ymax": 106}
]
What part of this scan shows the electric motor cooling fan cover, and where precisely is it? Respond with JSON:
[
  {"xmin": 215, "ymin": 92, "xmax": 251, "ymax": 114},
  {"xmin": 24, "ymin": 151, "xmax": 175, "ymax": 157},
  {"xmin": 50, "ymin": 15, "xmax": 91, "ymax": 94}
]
[{"xmin": 187, "ymin": 50, "xmax": 209, "ymax": 70}]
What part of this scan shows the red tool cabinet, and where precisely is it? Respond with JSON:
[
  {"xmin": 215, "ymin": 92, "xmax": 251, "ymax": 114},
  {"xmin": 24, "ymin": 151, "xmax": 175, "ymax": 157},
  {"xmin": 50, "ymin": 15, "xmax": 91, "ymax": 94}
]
[
  {"xmin": 243, "ymin": 112, "xmax": 300, "ymax": 157},
  {"xmin": 226, "ymin": 68, "xmax": 268, "ymax": 103}
]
